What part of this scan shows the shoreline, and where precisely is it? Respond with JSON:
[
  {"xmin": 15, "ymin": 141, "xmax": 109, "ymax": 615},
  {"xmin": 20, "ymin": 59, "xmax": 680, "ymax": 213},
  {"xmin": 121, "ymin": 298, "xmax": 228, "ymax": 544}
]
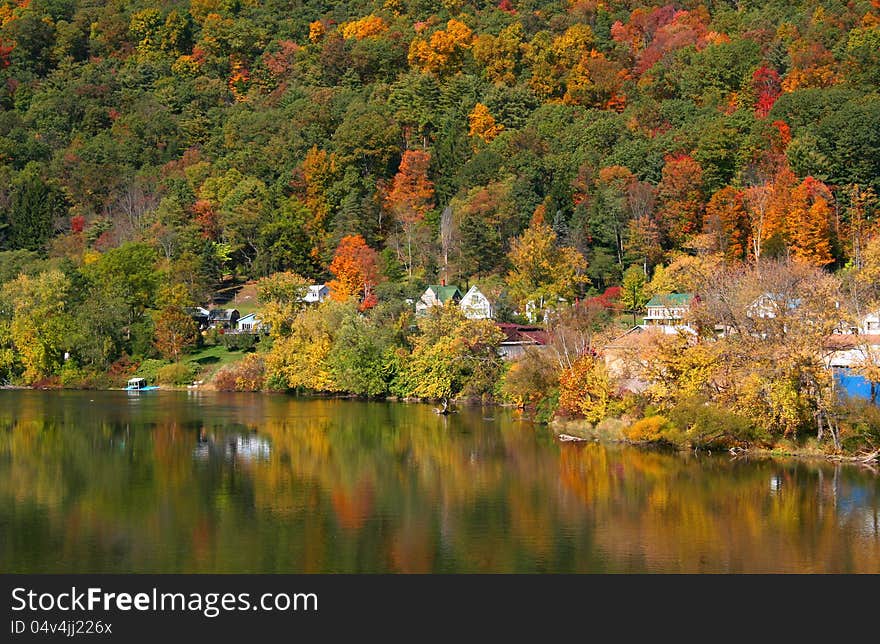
[
  {"xmin": 4, "ymin": 385, "xmax": 878, "ymax": 468},
  {"xmin": 550, "ymin": 418, "xmax": 880, "ymax": 468}
]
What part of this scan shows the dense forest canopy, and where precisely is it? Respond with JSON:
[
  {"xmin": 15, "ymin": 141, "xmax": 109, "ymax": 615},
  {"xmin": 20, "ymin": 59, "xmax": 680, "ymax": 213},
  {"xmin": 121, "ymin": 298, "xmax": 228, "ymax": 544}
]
[
  {"xmin": 1, "ymin": 0, "xmax": 879, "ymax": 397},
  {"xmin": 1, "ymin": 0, "xmax": 878, "ymax": 285}
]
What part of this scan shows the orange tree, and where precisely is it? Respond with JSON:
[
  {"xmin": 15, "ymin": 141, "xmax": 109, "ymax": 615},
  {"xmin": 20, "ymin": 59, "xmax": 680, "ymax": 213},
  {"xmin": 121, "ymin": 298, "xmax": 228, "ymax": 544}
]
[{"xmin": 327, "ymin": 234, "xmax": 383, "ymax": 310}]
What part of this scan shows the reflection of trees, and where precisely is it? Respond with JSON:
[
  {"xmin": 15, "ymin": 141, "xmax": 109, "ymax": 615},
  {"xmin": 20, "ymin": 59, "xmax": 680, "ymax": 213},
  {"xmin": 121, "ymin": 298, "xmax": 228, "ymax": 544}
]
[
  {"xmin": 1, "ymin": 390, "xmax": 879, "ymax": 573},
  {"xmin": 559, "ymin": 445, "xmax": 880, "ymax": 572}
]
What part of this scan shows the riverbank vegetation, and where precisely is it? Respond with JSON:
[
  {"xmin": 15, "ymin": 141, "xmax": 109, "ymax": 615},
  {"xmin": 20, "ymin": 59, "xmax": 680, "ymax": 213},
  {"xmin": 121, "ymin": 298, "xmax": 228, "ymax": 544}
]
[{"xmin": 2, "ymin": 2, "xmax": 880, "ymax": 456}]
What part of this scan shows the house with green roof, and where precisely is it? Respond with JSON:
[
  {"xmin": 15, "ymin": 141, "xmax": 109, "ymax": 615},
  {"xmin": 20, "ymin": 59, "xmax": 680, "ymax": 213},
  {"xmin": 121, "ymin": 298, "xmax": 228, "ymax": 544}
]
[
  {"xmin": 643, "ymin": 292, "xmax": 697, "ymax": 326},
  {"xmin": 415, "ymin": 284, "xmax": 463, "ymax": 316}
]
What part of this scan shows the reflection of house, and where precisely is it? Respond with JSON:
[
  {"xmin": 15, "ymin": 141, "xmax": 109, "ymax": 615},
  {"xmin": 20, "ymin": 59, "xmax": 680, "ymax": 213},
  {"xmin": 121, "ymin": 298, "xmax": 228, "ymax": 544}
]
[
  {"xmin": 208, "ymin": 308, "xmax": 240, "ymax": 330},
  {"xmin": 460, "ymin": 286, "xmax": 493, "ymax": 320},
  {"xmin": 643, "ymin": 293, "xmax": 696, "ymax": 326},
  {"xmin": 303, "ymin": 284, "xmax": 330, "ymax": 304},
  {"xmin": 415, "ymin": 284, "xmax": 462, "ymax": 316},
  {"xmin": 497, "ymin": 323, "xmax": 549, "ymax": 359},
  {"xmin": 227, "ymin": 434, "xmax": 271, "ymax": 462},
  {"xmin": 235, "ymin": 312, "xmax": 266, "ymax": 334},
  {"xmin": 192, "ymin": 432, "xmax": 271, "ymax": 463}
]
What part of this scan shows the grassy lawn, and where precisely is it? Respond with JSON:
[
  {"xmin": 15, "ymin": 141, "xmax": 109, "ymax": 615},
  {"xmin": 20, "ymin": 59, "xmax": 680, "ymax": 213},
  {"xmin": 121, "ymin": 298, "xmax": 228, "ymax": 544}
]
[
  {"xmin": 229, "ymin": 281, "xmax": 261, "ymax": 315},
  {"xmin": 185, "ymin": 343, "xmax": 251, "ymax": 381}
]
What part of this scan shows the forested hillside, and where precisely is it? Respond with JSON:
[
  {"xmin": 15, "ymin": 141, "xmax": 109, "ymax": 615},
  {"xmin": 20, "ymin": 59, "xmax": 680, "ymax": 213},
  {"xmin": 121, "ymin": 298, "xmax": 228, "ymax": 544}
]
[{"xmin": 0, "ymin": 0, "xmax": 879, "ymax": 400}]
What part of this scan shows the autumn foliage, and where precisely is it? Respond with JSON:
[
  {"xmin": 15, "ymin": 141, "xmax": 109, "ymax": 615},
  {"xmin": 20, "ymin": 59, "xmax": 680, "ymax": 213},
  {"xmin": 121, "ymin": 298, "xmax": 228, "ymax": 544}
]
[
  {"xmin": 704, "ymin": 187, "xmax": 748, "ymax": 261},
  {"xmin": 751, "ymin": 65, "xmax": 782, "ymax": 118},
  {"xmin": 656, "ymin": 155, "xmax": 704, "ymax": 246},
  {"xmin": 339, "ymin": 15, "xmax": 387, "ymax": 40},
  {"xmin": 327, "ymin": 235, "xmax": 382, "ymax": 310},
  {"xmin": 468, "ymin": 103, "xmax": 503, "ymax": 144},
  {"xmin": 787, "ymin": 177, "xmax": 834, "ymax": 266},
  {"xmin": 386, "ymin": 149, "xmax": 434, "ymax": 224},
  {"xmin": 408, "ymin": 19, "xmax": 473, "ymax": 76},
  {"xmin": 154, "ymin": 306, "xmax": 199, "ymax": 362},
  {"xmin": 557, "ymin": 356, "xmax": 611, "ymax": 423}
]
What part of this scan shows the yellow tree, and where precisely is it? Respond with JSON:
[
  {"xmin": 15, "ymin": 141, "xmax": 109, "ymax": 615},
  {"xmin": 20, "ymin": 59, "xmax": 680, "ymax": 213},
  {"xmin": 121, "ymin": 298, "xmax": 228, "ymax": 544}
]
[
  {"xmin": 472, "ymin": 22, "xmax": 524, "ymax": 85},
  {"xmin": 468, "ymin": 103, "xmax": 503, "ymax": 144},
  {"xmin": 308, "ymin": 21, "xmax": 325, "ymax": 43},
  {"xmin": 154, "ymin": 307, "xmax": 198, "ymax": 362},
  {"xmin": 264, "ymin": 301, "xmax": 355, "ymax": 392},
  {"xmin": 296, "ymin": 146, "xmax": 338, "ymax": 262},
  {"xmin": 339, "ymin": 15, "xmax": 388, "ymax": 40},
  {"xmin": 550, "ymin": 23, "xmax": 595, "ymax": 73},
  {"xmin": 507, "ymin": 207, "xmax": 589, "ymax": 319},
  {"xmin": 557, "ymin": 356, "xmax": 611, "ymax": 423},
  {"xmin": 2, "ymin": 270, "xmax": 73, "ymax": 382},
  {"xmin": 256, "ymin": 271, "xmax": 310, "ymax": 338},
  {"xmin": 408, "ymin": 18, "xmax": 473, "ymax": 76}
]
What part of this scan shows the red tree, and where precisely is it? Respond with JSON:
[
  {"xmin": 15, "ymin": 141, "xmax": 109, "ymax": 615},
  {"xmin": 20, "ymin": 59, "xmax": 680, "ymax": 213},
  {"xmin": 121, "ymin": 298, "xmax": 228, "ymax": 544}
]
[
  {"xmin": 752, "ymin": 65, "xmax": 782, "ymax": 118},
  {"xmin": 0, "ymin": 42, "xmax": 12, "ymax": 70},
  {"xmin": 192, "ymin": 200, "xmax": 220, "ymax": 240}
]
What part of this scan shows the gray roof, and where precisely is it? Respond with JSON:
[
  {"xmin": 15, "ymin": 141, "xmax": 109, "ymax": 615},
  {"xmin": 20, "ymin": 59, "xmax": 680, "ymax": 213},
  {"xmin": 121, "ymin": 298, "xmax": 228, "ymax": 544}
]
[{"xmin": 209, "ymin": 308, "xmax": 239, "ymax": 321}]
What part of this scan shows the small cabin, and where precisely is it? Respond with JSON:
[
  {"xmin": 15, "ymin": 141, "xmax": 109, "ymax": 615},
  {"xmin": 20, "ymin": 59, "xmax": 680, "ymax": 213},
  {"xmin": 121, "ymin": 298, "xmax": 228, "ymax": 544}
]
[
  {"xmin": 235, "ymin": 312, "xmax": 266, "ymax": 334},
  {"xmin": 208, "ymin": 308, "xmax": 240, "ymax": 330},
  {"xmin": 415, "ymin": 285, "xmax": 462, "ymax": 316},
  {"xmin": 303, "ymin": 284, "xmax": 330, "ymax": 304},
  {"xmin": 496, "ymin": 323, "xmax": 549, "ymax": 360}
]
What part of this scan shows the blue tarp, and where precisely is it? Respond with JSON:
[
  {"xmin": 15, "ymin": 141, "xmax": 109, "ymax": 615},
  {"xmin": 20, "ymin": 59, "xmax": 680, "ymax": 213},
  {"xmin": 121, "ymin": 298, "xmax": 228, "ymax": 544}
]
[{"xmin": 835, "ymin": 369, "xmax": 878, "ymax": 403}]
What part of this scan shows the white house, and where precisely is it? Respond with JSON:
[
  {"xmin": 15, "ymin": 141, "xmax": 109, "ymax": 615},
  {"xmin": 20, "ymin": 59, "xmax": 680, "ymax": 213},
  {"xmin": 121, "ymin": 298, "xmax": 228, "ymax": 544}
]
[
  {"xmin": 862, "ymin": 313, "xmax": 880, "ymax": 334},
  {"xmin": 643, "ymin": 293, "xmax": 696, "ymax": 326},
  {"xmin": 415, "ymin": 285, "xmax": 462, "ymax": 316},
  {"xmin": 235, "ymin": 312, "xmax": 266, "ymax": 334},
  {"xmin": 303, "ymin": 284, "xmax": 330, "ymax": 304},
  {"xmin": 459, "ymin": 286, "xmax": 493, "ymax": 320},
  {"xmin": 835, "ymin": 311, "xmax": 880, "ymax": 335}
]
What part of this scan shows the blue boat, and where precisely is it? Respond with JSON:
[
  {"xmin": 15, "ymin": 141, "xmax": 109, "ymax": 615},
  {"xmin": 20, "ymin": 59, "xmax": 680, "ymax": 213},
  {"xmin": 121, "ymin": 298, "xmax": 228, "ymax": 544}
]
[{"xmin": 125, "ymin": 377, "xmax": 159, "ymax": 391}]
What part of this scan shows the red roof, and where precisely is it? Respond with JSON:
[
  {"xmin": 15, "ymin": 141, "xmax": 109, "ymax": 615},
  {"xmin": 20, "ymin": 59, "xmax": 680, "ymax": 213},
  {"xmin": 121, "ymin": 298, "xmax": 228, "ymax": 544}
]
[
  {"xmin": 496, "ymin": 323, "xmax": 549, "ymax": 346},
  {"xmin": 825, "ymin": 334, "xmax": 880, "ymax": 349}
]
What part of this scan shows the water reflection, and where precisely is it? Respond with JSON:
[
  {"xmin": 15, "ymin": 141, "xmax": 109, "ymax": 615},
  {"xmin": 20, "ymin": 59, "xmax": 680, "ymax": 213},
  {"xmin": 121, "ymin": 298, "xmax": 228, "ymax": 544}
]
[
  {"xmin": 193, "ymin": 429, "xmax": 271, "ymax": 464},
  {"xmin": 0, "ymin": 390, "xmax": 878, "ymax": 573}
]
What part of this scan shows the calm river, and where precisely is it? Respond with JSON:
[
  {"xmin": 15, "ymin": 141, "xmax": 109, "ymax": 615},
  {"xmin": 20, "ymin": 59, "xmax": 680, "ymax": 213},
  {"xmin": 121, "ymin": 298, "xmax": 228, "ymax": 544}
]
[{"xmin": 1, "ymin": 390, "xmax": 879, "ymax": 573}]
